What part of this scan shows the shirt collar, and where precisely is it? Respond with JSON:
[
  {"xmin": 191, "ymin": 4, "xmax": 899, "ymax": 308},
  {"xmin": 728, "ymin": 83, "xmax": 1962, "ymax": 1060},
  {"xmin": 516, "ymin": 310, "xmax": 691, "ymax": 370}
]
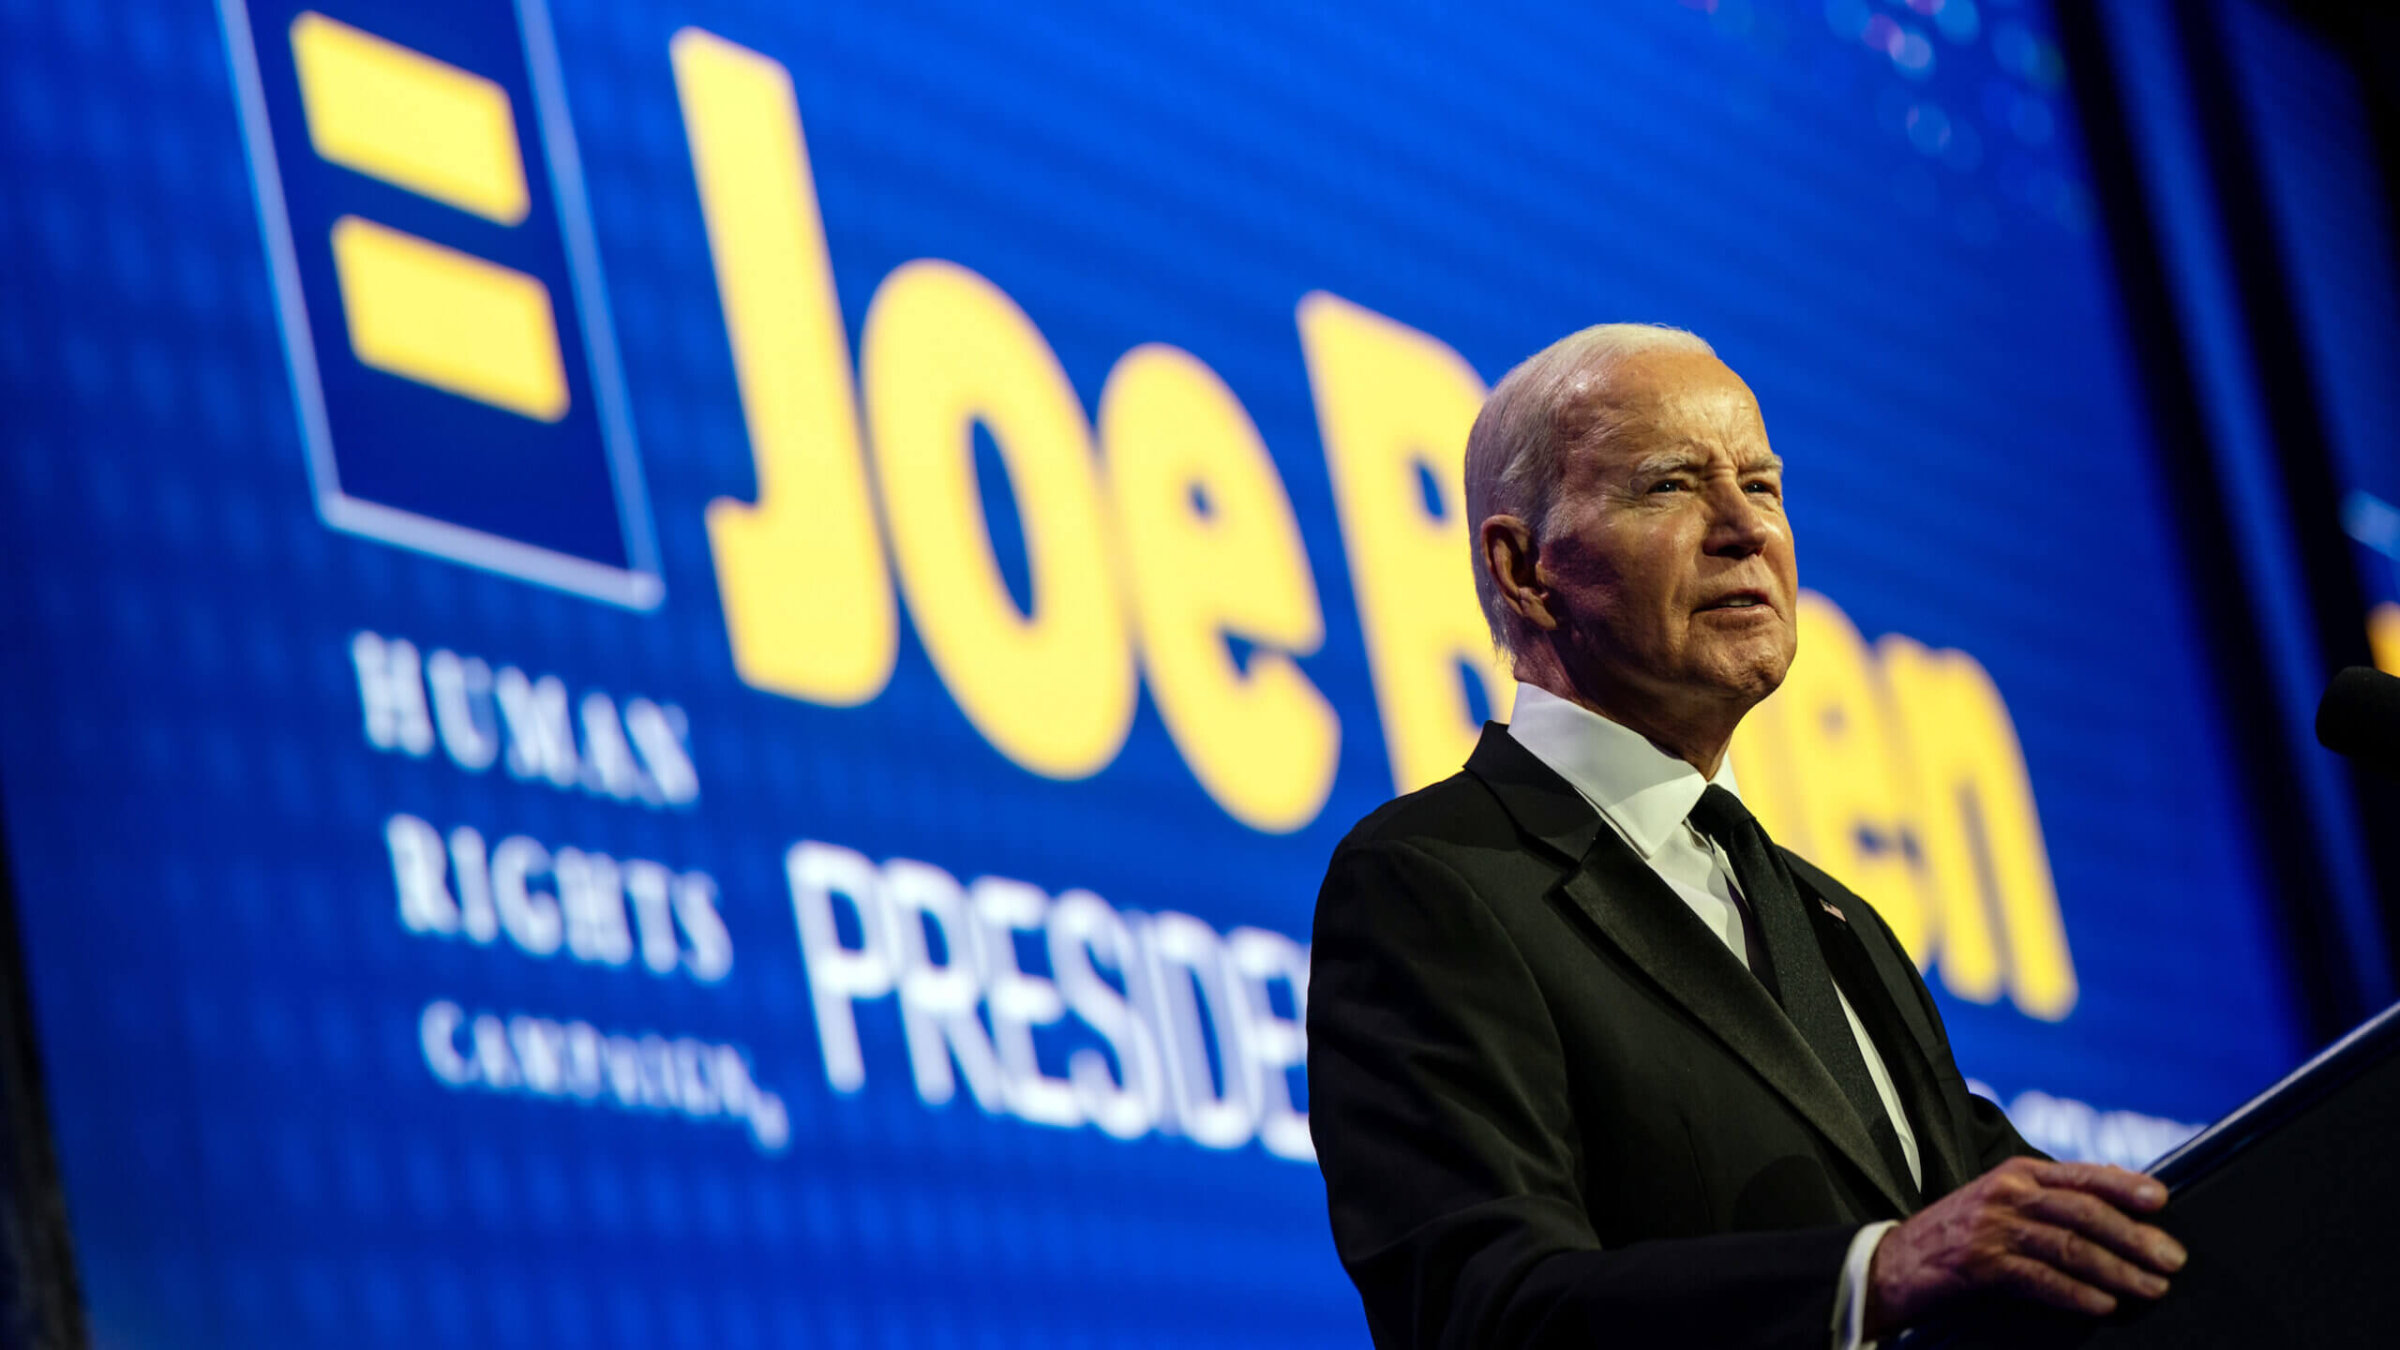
[{"xmin": 1503, "ymin": 681, "xmax": 1741, "ymax": 861}]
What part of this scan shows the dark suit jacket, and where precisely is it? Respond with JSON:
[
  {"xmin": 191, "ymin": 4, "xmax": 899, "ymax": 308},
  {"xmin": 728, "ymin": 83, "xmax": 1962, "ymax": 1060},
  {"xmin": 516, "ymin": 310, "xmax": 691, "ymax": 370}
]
[{"xmin": 1307, "ymin": 724, "xmax": 2036, "ymax": 1350}]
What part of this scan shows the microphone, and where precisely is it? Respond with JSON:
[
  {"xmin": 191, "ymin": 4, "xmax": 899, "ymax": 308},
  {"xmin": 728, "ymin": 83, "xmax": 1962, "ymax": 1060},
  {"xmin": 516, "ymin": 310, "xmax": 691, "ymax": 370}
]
[{"xmin": 2316, "ymin": 666, "xmax": 2400, "ymax": 776}]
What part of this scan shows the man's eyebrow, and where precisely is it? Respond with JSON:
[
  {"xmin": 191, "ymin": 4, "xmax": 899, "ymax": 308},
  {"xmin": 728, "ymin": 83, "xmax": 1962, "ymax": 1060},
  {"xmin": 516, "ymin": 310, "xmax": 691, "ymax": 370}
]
[
  {"xmin": 1629, "ymin": 450, "xmax": 1705, "ymax": 478},
  {"xmin": 1628, "ymin": 448, "xmax": 1785, "ymax": 476}
]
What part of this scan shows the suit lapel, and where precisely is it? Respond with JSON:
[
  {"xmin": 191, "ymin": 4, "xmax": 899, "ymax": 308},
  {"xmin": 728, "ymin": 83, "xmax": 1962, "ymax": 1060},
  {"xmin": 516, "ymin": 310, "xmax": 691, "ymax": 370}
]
[
  {"xmin": 1467, "ymin": 726, "xmax": 1917, "ymax": 1216},
  {"xmin": 1792, "ymin": 860, "xmax": 1974, "ymax": 1198}
]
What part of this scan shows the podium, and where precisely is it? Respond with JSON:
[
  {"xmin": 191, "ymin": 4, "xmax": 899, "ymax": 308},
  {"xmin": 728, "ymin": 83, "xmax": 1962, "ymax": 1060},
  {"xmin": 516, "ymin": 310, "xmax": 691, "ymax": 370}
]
[{"xmin": 1901, "ymin": 1000, "xmax": 2400, "ymax": 1348}]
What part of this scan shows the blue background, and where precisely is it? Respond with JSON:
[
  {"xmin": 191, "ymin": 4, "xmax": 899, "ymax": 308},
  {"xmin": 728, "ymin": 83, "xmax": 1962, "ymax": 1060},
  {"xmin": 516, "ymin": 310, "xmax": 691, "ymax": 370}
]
[{"xmin": 0, "ymin": 0, "xmax": 2377, "ymax": 1346}]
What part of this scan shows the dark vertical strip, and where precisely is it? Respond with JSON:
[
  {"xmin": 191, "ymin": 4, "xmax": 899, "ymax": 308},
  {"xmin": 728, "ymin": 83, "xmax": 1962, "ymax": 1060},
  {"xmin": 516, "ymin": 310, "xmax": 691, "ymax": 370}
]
[
  {"xmin": 2273, "ymin": 0, "xmax": 2400, "ymax": 228},
  {"xmin": 2279, "ymin": 0, "xmax": 2400, "ymax": 991},
  {"xmin": 2052, "ymin": 2, "xmax": 2357, "ymax": 1042},
  {"xmin": 2177, "ymin": 0, "xmax": 2400, "ymax": 1008},
  {"xmin": 0, "ymin": 791, "xmax": 88, "ymax": 1350},
  {"xmin": 2367, "ymin": 11, "xmax": 2400, "ymax": 306}
]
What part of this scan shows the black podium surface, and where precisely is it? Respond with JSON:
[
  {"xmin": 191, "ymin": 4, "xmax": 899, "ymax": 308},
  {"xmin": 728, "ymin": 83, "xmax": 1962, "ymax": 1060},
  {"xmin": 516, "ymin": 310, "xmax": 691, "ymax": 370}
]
[{"xmin": 1901, "ymin": 1000, "xmax": 2400, "ymax": 1348}]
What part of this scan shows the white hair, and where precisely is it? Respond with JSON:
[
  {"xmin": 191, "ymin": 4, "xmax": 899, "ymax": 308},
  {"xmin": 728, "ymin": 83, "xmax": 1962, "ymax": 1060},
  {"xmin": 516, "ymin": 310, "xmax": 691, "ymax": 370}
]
[{"xmin": 1463, "ymin": 322, "xmax": 1717, "ymax": 655}]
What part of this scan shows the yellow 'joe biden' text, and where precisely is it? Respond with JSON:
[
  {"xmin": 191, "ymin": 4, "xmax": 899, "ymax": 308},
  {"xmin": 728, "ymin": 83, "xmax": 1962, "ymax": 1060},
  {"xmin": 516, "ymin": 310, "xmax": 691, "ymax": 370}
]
[{"xmin": 668, "ymin": 30, "xmax": 2075, "ymax": 1018}]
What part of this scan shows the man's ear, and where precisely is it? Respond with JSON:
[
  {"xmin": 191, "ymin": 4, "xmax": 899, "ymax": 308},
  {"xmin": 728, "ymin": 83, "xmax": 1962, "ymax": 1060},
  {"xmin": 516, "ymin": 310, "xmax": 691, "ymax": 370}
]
[{"xmin": 1480, "ymin": 515, "xmax": 1558, "ymax": 633}]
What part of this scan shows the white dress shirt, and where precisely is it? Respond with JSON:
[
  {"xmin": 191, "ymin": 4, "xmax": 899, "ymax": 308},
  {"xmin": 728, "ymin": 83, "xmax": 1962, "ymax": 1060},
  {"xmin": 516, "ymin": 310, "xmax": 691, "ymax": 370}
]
[{"xmin": 1505, "ymin": 683, "xmax": 1911, "ymax": 1350}]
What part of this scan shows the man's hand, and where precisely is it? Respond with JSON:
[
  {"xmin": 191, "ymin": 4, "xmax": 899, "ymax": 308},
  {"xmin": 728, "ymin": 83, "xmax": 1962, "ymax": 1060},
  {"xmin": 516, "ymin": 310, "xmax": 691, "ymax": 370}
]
[{"xmin": 1863, "ymin": 1158, "xmax": 2187, "ymax": 1337}]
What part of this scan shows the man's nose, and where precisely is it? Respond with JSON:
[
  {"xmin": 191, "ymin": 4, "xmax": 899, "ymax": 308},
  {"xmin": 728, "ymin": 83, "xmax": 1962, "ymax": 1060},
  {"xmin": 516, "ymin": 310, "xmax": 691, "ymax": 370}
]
[{"xmin": 1703, "ymin": 483, "xmax": 1775, "ymax": 556}]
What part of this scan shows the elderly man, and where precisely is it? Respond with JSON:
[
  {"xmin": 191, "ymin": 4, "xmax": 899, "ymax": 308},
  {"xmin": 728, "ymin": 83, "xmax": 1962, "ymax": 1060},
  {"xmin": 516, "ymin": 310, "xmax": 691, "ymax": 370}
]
[{"xmin": 1305, "ymin": 327, "xmax": 2186, "ymax": 1348}]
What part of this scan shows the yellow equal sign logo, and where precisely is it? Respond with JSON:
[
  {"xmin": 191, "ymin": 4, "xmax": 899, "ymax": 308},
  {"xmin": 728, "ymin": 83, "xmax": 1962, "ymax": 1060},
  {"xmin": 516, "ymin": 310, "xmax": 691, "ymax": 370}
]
[
  {"xmin": 220, "ymin": 0, "xmax": 660, "ymax": 606},
  {"xmin": 290, "ymin": 11, "xmax": 569, "ymax": 422}
]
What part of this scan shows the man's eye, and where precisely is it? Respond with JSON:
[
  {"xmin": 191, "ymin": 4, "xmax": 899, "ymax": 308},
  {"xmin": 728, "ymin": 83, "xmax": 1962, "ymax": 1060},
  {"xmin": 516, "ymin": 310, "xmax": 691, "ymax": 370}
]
[
  {"xmin": 1648, "ymin": 479, "xmax": 1687, "ymax": 494},
  {"xmin": 1744, "ymin": 479, "xmax": 1779, "ymax": 495}
]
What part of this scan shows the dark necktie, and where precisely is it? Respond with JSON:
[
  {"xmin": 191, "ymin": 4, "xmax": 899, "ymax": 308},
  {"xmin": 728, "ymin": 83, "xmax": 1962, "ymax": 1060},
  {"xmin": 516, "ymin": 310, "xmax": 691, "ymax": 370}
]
[{"xmin": 1687, "ymin": 784, "xmax": 1918, "ymax": 1203}]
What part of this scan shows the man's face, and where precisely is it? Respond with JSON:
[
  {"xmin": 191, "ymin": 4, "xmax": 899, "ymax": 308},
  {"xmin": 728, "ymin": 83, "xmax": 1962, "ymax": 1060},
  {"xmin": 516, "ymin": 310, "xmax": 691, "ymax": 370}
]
[{"xmin": 1533, "ymin": 349, "xmax": 1798, "ymax": 719}]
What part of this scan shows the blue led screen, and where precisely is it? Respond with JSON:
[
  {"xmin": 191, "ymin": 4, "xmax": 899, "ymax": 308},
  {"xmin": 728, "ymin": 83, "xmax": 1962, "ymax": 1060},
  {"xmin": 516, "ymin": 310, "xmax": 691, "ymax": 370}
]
[
  {"xmin": 2213, "ymin": 0, "xmax": 2400, "ymax": 661},
  {"xmin": 0, "ymin": 1, "xmax": 2323, "ymax": 1346}
]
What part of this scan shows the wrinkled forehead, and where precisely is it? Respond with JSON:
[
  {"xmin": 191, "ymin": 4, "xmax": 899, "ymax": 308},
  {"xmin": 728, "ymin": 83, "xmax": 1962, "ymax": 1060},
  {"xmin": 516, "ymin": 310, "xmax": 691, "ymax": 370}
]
[{"xmin": 1558, "ymin": 349, "xmax": 1772, "ymax": 464}]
